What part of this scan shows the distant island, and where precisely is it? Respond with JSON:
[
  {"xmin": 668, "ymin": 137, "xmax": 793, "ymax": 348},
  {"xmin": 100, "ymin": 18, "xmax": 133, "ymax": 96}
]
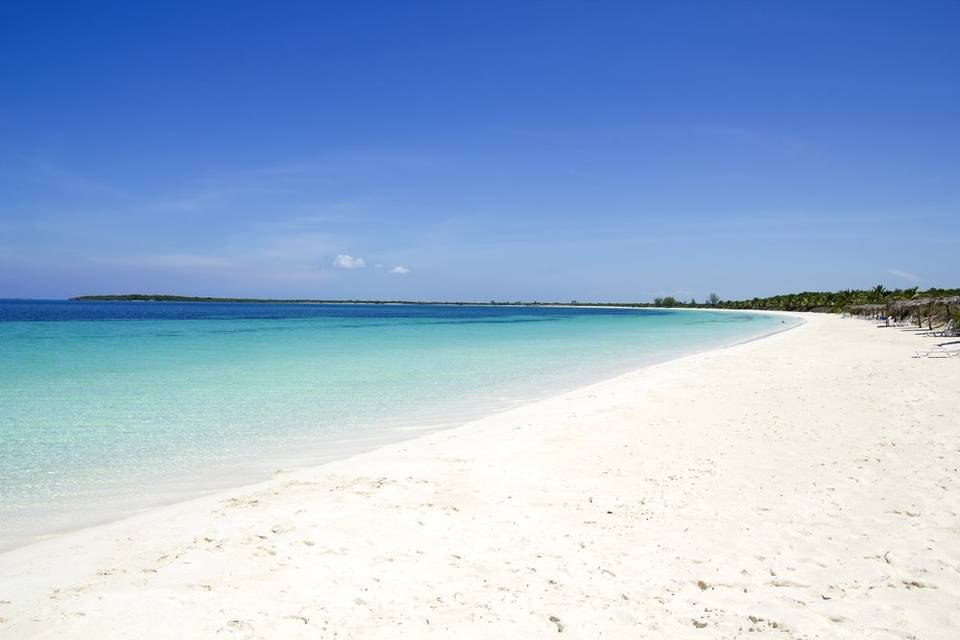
[
  {"xmin": 72, "ymin": 287, "xmax": 960, "ymax": 314},
  {"xmin": 71, "ymin": 294, "xmax": 568, "ymax": 306},
  {"xmin": 71, "ymin": 294, "xmax": 443, "ymax": 305}
]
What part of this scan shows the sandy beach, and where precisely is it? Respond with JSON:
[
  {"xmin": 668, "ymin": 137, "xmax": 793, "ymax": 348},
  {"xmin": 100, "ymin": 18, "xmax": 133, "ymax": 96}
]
[{"xmin": 1, "ymin": 312, "xmax": 958, "ymax": 638}]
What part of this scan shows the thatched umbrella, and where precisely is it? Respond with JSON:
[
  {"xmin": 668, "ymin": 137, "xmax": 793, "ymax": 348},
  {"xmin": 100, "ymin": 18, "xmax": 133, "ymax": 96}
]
[
  {"xmin": 893, "ymin": 297, "xmax": 931, "ymax": 328},
  {"xmin": 937, "ymin": 295, "xmax": 960, "ymax": 328},
  {"xmin": 849, "ymin": 303, "xmax": 886, "ymax": 320},
  {"xmin": 905, "ymin": 296, "xmax": 958, "ymax": 330},
  {"xmin": 915, "ymin": 297, "xmax": 936, "ymax": 329},
  {"xmin": 887, "ymin": 300, "xmax": 911, "ymax": 323},
  {"xmin": 852, "ymin": 296, "xmax": 958, "ymax": 328}
]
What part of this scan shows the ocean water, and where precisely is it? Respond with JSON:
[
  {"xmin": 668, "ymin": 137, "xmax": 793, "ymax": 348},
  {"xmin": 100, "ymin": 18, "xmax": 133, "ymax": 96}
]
[{"xmin": 0, "ymin": 300, "xmax": 799, "ymax": 548}]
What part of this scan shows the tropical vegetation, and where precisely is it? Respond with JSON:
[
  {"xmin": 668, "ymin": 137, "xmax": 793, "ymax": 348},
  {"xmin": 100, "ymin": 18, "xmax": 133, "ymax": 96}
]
[
  {"xmin": 73, "ymin": 287, "xmax": 960, "ymax": 320},
  {"xmin": 653, "ymin": 286, "xmax": 960, "ymax": 313}
]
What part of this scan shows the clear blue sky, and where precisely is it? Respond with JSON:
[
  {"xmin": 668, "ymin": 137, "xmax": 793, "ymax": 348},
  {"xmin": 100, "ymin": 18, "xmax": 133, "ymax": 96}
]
[{"xmin": 1, "ymin": 1, "xmax": 957, "ymax": 301}]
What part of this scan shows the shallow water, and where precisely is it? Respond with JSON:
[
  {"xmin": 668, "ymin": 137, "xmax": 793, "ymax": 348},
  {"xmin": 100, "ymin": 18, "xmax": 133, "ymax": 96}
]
[{"xmin": 0, "ymin": 300, "xmax": 798, "ymax": 548}]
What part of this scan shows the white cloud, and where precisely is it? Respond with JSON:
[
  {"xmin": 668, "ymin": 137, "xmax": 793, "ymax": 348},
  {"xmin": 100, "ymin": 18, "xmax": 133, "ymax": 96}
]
[
  {"xmin": 887, "ymin": 268, "xmax": 921, "ymax": 283},
  {"xmin": 333, "ymin": 254, "xmax": 366, "ymax": 269},
  {"xmin": 390, "ymin": 265, "xmax": 410, "ymax": 274}
]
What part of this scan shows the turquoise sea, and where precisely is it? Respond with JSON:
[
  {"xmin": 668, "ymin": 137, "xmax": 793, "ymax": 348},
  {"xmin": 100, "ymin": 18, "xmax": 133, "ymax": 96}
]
[{"xmin": 0, "ymin": 300, "xmax": 799, "ymax": 549}]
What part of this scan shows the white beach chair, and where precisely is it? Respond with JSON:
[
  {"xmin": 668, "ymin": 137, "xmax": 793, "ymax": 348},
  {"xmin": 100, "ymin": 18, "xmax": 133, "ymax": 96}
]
[
  {"xmin": 923, "ymin": 322, "xmax": 959, "ymax": 338},
  {"xmin": 912, "ymin": 346, "xmax": 960, "ymax": 359}
]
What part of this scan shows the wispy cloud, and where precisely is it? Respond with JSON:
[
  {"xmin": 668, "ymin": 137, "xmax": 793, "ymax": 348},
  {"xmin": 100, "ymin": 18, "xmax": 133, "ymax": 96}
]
[
  {"xmin": 333, "ymin": 254, "xmax": 366, "ymax": 269},
  {"xmin": 390, "ymin": 265, "xmax": 410, "ymax": 274},
  {"xmin": 887, "ymin": 268, "xmax": 922, "ymax": 283}
]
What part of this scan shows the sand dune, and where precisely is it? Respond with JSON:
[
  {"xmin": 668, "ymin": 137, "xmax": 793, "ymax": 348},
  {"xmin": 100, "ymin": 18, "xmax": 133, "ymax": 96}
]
[{"xmin": 1, "ymin": 312, "xmax": 958, "ymax": 638}]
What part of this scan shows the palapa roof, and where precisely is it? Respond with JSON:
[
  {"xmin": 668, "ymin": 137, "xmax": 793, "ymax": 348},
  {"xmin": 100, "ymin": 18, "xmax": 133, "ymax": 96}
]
[
  {"xmin": 848, "ymin": 295, "xmax": 959, "ymax": 313},
  {"xmin": 889, "ymin": 295, "xmax": 960, "ymax": 309}
]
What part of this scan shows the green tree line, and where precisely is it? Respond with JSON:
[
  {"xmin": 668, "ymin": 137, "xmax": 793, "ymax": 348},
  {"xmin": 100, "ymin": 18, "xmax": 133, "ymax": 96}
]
[
  {"xmin": 72, "ymin": 287, "xmax": 959, "ymax": 314},
  {"xmin": 651, "ymin": 286, "xmax": 960, "ymax": 312}
]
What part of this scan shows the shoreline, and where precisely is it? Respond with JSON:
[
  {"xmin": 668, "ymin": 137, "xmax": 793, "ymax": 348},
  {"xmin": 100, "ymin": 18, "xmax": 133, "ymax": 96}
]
[
  {"xmin": 0, "ymin": 308, "xmax": 797, "ymax": 553},
  {"xmin": 3, "ymin": 311, "xmax": 958, "ymax": 637}
]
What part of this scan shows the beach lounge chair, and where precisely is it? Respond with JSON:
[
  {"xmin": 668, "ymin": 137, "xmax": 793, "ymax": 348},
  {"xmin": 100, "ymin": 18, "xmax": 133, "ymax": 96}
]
[
  {"xmin": 912, "ymin": 346, "xmax": 960, "ymax": 358},
  {"xmin": 923, "ymin": 322, "xmax": 958, "ymax": 338}
]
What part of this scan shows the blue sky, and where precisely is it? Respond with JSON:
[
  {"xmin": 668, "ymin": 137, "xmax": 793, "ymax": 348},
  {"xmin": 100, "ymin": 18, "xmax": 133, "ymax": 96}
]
[{"xmin": 1, "ymin": 1, "xmax": 957, "ymax": 301}]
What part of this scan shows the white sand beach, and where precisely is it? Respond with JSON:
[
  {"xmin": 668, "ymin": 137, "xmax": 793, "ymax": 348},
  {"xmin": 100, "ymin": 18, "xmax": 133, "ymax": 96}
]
[{"xmin": 1, "ymin": 312, "xmax": 958, "ymax": 638}]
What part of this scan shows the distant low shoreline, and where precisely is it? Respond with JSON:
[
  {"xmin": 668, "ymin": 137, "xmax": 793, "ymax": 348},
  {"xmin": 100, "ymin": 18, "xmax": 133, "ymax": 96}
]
[
  {"xmin": 68, "ymin": 287, "xmax": 960, "ymax": 314},
  {"xmin": 68, "ymin": 294, "xmax": 654, "ymax": 307}
]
